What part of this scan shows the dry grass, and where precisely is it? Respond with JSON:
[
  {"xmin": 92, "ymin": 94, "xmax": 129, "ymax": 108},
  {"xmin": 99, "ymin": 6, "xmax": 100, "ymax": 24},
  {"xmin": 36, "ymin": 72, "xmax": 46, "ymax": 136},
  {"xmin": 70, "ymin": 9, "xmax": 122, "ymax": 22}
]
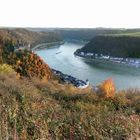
[{"xmin": 0, "ymin": 67, "xmax": 140, "ymax": 139}]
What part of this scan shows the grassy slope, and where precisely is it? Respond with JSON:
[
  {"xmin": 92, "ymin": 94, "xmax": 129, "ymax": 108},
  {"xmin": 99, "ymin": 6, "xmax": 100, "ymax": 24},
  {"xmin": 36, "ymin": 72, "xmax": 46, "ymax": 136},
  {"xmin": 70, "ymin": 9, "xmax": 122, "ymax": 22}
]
[{"xmin": 0, "ymin": 68, "xmax": 140, "ymax": 139}]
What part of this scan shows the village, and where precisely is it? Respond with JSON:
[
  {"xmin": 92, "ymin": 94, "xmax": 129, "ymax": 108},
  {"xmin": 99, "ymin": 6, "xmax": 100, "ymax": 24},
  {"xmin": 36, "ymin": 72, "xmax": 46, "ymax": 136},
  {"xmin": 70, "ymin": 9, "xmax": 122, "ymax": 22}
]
[
  {"xmin": 14, "ymin": 42, "xmax": 31, "ymax": 52},
  {"xmin": 74, "ymin": 51, "xmax": 140, "ymax": 68}
]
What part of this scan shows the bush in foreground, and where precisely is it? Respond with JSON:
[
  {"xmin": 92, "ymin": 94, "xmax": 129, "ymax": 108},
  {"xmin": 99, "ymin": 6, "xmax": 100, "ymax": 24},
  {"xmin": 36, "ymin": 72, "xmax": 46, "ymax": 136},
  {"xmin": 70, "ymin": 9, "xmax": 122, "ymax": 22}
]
[{"xmin": 97, "ymin": 78, "xmax": 116, "ymax": 98}]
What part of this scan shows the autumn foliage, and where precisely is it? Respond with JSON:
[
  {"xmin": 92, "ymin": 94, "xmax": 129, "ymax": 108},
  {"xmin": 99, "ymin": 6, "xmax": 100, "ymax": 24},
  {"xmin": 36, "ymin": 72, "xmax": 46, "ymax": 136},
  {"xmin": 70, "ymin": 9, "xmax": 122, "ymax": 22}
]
[
  {"xmin": 98, "ymin": 78, "xmax": 115, "ymax": 98},
  {"xmin": 0, "ymin": 33, "xmax": 52, "ymax": 82},
  {"xmin": 9, "ymin": 51, "xmax": 52, "ymax": 81}
]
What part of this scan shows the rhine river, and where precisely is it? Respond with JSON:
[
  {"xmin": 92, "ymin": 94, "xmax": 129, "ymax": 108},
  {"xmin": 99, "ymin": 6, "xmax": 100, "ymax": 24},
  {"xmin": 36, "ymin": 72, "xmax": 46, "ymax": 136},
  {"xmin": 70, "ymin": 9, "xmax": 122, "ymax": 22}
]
[{"xmin": 36, "ymin": 41, "xmax": 140, "ymax": 90}]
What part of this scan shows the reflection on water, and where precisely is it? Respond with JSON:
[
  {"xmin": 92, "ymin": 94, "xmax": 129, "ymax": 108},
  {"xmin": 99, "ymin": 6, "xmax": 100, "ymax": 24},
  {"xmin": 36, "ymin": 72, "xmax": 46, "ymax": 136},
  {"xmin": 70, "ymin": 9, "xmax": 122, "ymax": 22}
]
[{"xmin": 36, "ymin": 42, "xmax": 140, "ymax": 90}]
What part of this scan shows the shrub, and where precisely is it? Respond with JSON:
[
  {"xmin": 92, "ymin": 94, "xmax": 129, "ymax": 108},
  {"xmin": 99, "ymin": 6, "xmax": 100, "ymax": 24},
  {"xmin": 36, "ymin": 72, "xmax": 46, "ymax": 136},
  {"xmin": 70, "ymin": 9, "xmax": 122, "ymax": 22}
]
[
  {"xmin": 97, "ymin": 78, "xmax": 115, "ymax": 98},
  {"xmin": 0, "ymin": 64, "xmax": 16, "ymax": 75},
  {"xmin": 8, "ymin": 51, "xmax": 52, "ymax": 81}
]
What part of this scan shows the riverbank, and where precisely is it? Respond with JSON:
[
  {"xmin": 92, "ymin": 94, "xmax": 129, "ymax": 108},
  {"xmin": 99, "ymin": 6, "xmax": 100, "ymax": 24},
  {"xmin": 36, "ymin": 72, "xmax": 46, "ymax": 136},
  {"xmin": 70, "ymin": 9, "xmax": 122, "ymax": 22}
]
[
  {"xmin": 52, "ymin": 69, "xmax": 89, "ymax": 88},
  {"xmin": 74, "ymin": 51, "xmax": 140, "ymax": 68},
  {"xmin": 32, "ymin": 41, "xmax": 65, "ymax": 51}
]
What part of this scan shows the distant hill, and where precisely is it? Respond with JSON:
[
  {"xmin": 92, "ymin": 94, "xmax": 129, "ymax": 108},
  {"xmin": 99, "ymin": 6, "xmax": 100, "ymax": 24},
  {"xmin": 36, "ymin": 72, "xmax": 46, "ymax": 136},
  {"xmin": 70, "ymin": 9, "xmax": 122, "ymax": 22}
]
[
  {"xmin": 77, "ymin": 33, "xmax": 140, "ymax": 58},
  {"xmin": 30, "ymin": 28, "xmax": 140, "ymax": 41},
  {"xmin": 0, "ymin": 28, "xmax": 63, "ymax": 47},
  {"xmin": 45, "ymin": 28, "xmax": 126, "ymax": 41}
]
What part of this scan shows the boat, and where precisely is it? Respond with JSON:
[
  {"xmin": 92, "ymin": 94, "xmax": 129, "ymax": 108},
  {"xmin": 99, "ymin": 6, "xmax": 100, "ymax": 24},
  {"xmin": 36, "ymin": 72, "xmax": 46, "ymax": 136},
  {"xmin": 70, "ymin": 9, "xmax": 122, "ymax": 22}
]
[{"xmin": 56, "ymin": 51, "xmax": 62, "ymax": 54}]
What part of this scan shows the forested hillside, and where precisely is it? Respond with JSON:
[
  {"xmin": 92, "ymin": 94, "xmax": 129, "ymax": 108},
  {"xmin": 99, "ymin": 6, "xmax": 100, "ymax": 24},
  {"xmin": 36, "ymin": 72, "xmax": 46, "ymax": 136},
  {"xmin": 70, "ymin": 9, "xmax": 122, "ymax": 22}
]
[
  {"xmin": 31, "ymin": 28, "xmax": 140, "ymax": 41},
  {"xmin": 0, "ymin": 28, "xmax": 63, "ymax": 47},
  {"xmin": 45, "ymin": 28, "xmax": 125, "ymax": 41},
  {"xmin": 79, "ymin": 34, "xmax": 140, "ymax": 58}
]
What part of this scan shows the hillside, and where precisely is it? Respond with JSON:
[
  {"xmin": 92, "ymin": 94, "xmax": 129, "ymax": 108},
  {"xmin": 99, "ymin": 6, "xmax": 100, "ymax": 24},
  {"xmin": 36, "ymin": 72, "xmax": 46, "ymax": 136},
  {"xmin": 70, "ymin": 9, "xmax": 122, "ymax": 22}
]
[
  {"xmin": 0, "ymin": 65, "xmax": 140, "ymax": 139},
  {"xmin": 0, "ymin": 28, "xmax": 63, "ymax": 47},
  {"xmin": 55, "ymin": 28, "xmax": 124, "ymax": 41},
  {"xmin": 0, "ymin": 28, "xmax": 140, "ymax": 139},
  {"xmin": 78, "ymin": 34, "xmax": 140, "ymax": 58},
  {"xmin": 30, "ymin": 28, "xmax": 140, "ymax": 41}
]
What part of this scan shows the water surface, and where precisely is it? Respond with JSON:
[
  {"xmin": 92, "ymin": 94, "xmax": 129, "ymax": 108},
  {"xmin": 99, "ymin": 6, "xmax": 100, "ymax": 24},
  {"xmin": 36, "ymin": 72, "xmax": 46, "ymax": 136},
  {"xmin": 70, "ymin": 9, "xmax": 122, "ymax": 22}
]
[{"xmin": 36, "ymin": 42, "xmax": 140, "ymax": 90}]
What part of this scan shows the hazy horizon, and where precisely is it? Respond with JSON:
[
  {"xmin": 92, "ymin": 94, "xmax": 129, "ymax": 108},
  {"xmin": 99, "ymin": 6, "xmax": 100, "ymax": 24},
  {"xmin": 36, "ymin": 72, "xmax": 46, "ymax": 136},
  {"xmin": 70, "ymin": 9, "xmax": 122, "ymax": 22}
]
[
  {"xmin": 0, "ymin": 26, "xmax": 140, "ymax": 29},
  {"xmin": 0, "ymin": 0, "xmax": 140, "ymax": 28}
]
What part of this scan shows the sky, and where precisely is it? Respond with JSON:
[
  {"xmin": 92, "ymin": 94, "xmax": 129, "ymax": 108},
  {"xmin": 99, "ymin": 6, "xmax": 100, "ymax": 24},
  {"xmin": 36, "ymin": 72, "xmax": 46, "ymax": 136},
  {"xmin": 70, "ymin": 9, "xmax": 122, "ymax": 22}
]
[{"xmin": 0, "ymin": 0, "xmax": 140, "ymax": 28}]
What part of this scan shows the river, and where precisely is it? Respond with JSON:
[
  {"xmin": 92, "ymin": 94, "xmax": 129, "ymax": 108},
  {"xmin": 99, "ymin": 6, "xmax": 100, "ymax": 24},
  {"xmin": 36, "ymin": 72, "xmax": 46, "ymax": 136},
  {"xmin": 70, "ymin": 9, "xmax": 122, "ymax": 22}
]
[{"xmin": 36, "ymin": 41, "xmax": 140, "ymax": 90}]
